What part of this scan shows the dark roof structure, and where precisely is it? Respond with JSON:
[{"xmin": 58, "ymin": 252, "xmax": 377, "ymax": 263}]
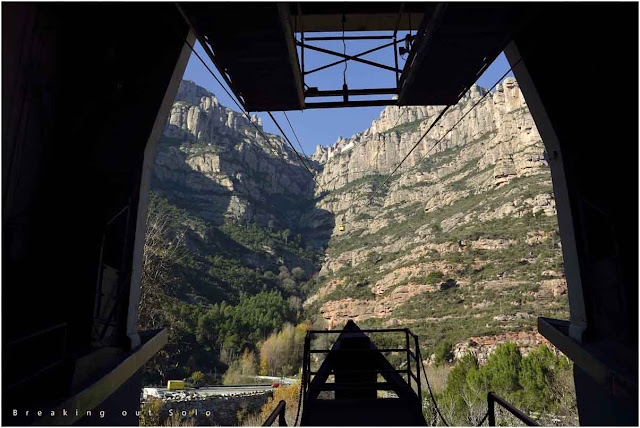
[
  {"xmin": 2, "ymin": 2, "xmax": 637, "ymax": 426},
  {"xmin": 179, "ymin": 3, "xmax": 532, "ymax": 111}
]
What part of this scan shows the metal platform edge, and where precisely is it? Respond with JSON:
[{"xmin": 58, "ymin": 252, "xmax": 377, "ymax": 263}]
[
  {"xmin": 537, "ymin": 317, "xmax": 637, "ymax": 406},
  {"xmin": 47, "ymin": 328, "xmax": 168, "ymax": 425}
]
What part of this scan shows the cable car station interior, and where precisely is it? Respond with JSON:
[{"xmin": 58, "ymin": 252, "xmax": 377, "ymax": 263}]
[{"xmin": 3, "ymin": 2, "xmax": 638, "ymax": 426}]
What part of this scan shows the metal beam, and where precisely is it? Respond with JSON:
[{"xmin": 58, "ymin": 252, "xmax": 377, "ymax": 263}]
[
  {"xmin": 305, "ymin": 87, "xmax": 397, "ymax": 97},
  {"xmin": 305, "ymin": 99, "xmax": 397, "ymax": 109},
  {"xmin": 305, "ymin": 35, "xmax": 394, "ymax": 41},
  {"xmin": 393, "ymin": 4, "xmax": 405, "ymax": 86},
  {"xmin": 504, "ymin": 41, "xmax": 588, "ymax": 341},
  {"xmin": 126, "ymin": 29, "xmax": 195, "ymax": 350},
  {"xmin": 175, "ymin": 4, "xmax": 249, "ymax": 111},
  {"xmin": 277, "ymin": 3, "xmax": 306, "ymax": 109},
  {"xmin": 398, "ymin": 3, "xmax": 446, "ymax": 102},
  {"xmin": 303, "ymin": 37, "xmax": 406, "ymax": 75},
  {"xmin": 48, "ymin": 329, "xmax": 168, "ymax": 425},
  {"xmin": 292, "ymin": 12, "xmax": 425, "ymax": 32},
  {"xmin": 296, "ymin": 41, "xmax": 401, "ymax": 74},
  {"xmin": 538, "ymin": 317, "xmax": 637, "ymax": 405}
]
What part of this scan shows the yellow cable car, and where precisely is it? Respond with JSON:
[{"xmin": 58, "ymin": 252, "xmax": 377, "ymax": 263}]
[
  {"xmin": 339, "ymin": 215, "xmax": 345, "ymax": 232},
  {"xmin": 339, "ymin": 224, "xmax": 345, "ymax": 232},
  {"xmin": 167, "ymin": 380, "xmax": 185, "ymax": 390}
]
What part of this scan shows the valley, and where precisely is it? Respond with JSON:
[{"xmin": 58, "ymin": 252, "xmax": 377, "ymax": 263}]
[{"xmin": 138, "ymin": 78, "xmax": 574, "ymax": 425}]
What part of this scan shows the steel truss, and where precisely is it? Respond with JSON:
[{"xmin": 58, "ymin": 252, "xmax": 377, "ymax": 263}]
[{"xmin": 297, "ymin": 4, "xmax": 422, "ymax": 109}]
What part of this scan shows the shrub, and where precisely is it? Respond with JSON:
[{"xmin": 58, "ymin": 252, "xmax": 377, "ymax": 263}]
[
  {"xmin": 222, "ymin": 349, "xmax": 258, "ymax": 385},
  {"xmin": 190, "ymin": 370, "xmax": 205, "ymax": 387},
  {"xmin": 482, "ymin": 342, "xmax": 522, "ymax": 397},
  {"xmin": 258, "ymin": 381, "xmax": 302, "ymax": 426},
  {"xmin": 292, "ymin": 267, "xmax": 306, "ymax": 280},
  {"xmin": 427, "ymin": 270, "xmax": 445, "ymax": 285},
  {"xmin": 433, "ymin": 340, "xmax": 454, "ymax": 366},
  {"xmin": 438, "ymin": 343, "xmax": 576, "ymax": 425},
  {"xmin": 140, "ymin": 398, "xmax": 163, "ymax": 426},
  {"xmin": 259, "ymin": 323, "xmax": 308, "ymax": 376}
]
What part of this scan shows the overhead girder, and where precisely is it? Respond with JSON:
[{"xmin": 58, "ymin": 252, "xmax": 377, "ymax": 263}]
[{"xmin": 178, "ymin": 2, "xmax": 533, "ymax": 111}]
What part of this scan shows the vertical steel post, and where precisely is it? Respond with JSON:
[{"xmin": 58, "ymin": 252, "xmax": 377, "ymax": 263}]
[
  {"xmin": 394, "ymin": 36, "xmax": 400, "ymax": 88},
  {"xmin": 303, "ymin": 333, "xmax": 310, "ymax": 402},
  {"xmin": 301, "ymin": 30, "xmax": 305, "ymax": 88},
  {"xmin": 405, "ymin": 330, "xmax": 411, "ymax": 390},
  {"xmin": 488, "ymin": 393, "xmax": 496, "ymax": 426},
  {"xmin": 414, "ymin": 334, "xmax": 421, "ymax": 400}
]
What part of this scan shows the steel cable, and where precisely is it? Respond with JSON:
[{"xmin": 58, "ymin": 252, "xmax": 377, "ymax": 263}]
[{"xmin": 181, "ymin": 37, "xmax": 316, "ymax": 184}]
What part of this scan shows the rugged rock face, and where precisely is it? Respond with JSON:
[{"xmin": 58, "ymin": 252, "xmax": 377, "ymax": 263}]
[
  {"xmin": 305, "ymin": 77, "xmax": 569, "ymax": 358},
  {"xmin": 154, "ymin": 80, "xmax": 321, "ymax": 232},
  {"xmin": 450, "ymin": 331, "xmax": 552, "ymax": 365},
  {"xmin": 149, "ymin": 80, "xmax": 332, "ymax": 304},
  {"xmin": 313, "ymin": 77, "xmax": 544, "ymax": 198},
  {"xmin": 152, "ymin": 78, "xmax": 569, "ymax": 361}
]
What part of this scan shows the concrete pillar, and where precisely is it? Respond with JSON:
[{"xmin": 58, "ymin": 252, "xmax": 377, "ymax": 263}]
[
  {"xmin": 504, "ymin": 41, "xmax": 587, "ymax": 341},
  {"xmin": 126, "ymin": 31, "xmax": 196, "ymax": 350}
]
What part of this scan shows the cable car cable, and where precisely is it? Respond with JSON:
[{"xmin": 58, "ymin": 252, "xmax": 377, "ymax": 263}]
[
  {"xmin": 267, "ymin": 111, "xmax": 319, "ymax": 187},
  {"xmin": 367, "ymin": 55, "xmax": 524, "ymax": 207},
  {"xmin": 405, "ymin": 56, "xmax": 524, "ymax": 178},
  {"xmin": 420, "ymin": 356, "xmax": 450, "ymax": 426},
  {"xmin": 283, "ymin": 111, "xmax": 310, "ymax": 161},
  {"xmin": 182, "ymin": 37, "xmax": 314, "ymax": 183},
  {"xmin": 368, "ymin": 104, "xmax": 452, "ymax": 203},
  {"xmin": 342, "ymin": 11, "xmax": 348, "ymax": 87}
]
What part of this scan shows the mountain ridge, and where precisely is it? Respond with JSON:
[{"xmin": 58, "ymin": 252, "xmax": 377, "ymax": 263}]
[{"xmin": 150, "ymin": 77, "xmax": 568, "ymax": 363}]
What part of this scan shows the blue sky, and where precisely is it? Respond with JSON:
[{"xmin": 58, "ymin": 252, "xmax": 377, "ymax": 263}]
[{"xmin": 181, "ymin": 36, "xmax": 513, "ymax": 155}]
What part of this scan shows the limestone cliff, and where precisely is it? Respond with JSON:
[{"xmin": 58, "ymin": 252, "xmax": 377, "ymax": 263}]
[
  {"xmin": 153, "ymin": 80, "xmax": 320, "ymax": 232},
  {"xmin": 306, "ymin": 77, "xmax": 568, "ymax": 358},
  {"xmin": 149, "ymin": 81, "xmax": 330, "ymax": 302},
  {"xmin": 152, "ymin": 78, "xmax": 569, "ymax": 360}
]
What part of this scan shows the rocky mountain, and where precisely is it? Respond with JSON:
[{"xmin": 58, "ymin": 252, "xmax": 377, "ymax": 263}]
[
  {"xmin": 154, "ymin": 80, "xmax": 328, "ymax": 239},
  {"xmin": 305, "ymin": 77, "xmax": 569, "ymax": 360},
  {"xmin": 149, "ymin": 81, "xmax": 330, "ymax": 306},
  {"xmin": 152, "ymin": 78, "xmax": 569, "ymax": 362}
]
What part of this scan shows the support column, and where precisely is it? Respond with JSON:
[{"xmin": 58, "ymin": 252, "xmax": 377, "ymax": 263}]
[
  {"xmin": 504, "ymin": 41, "xmax": 587, "ymax": 341},
  {"xmin": 126, "ymin": 31, "xmax": 196, "ymax": 350}
]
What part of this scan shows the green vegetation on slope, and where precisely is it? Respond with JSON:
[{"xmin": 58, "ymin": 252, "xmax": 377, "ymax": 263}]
[
  {"xmin": 138, "ymin": 193, "xmax": 315, "ymax": 385},
  {"xmin": 425, "ymin": 343, "xmax": 577, "ymax": 426}
]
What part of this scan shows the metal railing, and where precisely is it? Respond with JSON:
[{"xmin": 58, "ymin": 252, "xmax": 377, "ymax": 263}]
[
  {"xmin": 487, "ymin": 392, "xmax": 538, "ymax": 426},
  {"xmin": 303, "ymin": 327, "xmax": 423, "ymax": 399},
  {"xmin": 262, "ymin": 400, "xmax": 287, "ymax": 426},
  {"xmin": 6, "ymin": 322, "xmax": 68, "ymax": 391}
]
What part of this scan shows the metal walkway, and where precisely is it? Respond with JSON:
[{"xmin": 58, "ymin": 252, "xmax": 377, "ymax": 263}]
[{"xmin": 300, "ymin": 320, "xmax": 427, "ymax": 426}]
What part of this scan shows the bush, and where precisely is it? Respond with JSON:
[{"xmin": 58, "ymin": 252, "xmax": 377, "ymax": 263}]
[
  {"xmin": 427, "ymin": 270, "xmax": 445, "ymax": 285},
  {"xmin": 260, "ymin": 381, "xmax": 302, "ymax": 425},
  {"xmin": 259, "ymin": 323, "xmax": 308, "ymax": 376},
  {"xmin": 292, "ymin": 267, "xmax": 306, "ymax": 280},
  {"xmin": 140, "ymin": 398, "xmax": 163, "ymax": 426},
  {"xmin": 439, "ymin": 343, "xmax": 576, "ymax": 425},
  {"xmin": 433, "ymin": 340, "xmax": 454, "ymax": 366},
  {"xmin": 222, "ymin": 350, "xmax": 258, "ymax": 385},
  {"xmin": 190, "ymin": 370, "xmax": 205, "ymax": 387},
  {"xmin": 481, "ymin": 342, "xmax": 522, "ymax": 397}
]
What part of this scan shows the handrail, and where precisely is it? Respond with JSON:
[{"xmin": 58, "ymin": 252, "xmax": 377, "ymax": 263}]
[
  {"xmin": 309, "ymin": 347, "xmax": 410, "ymax": 354},
  {"xmin": 6, "ymin": 322, "xmax": 67, "ymax": 347},
  {"xmin": 305, "ymin": 327, "xmax": 423, "ymax": 398},
  {"xmin": 263, "ymin": 400, "xmax": 287, "ymax": 426},
  {"xmin": 487, "ymin": 392, "xmax": 538, "ymax": 426},
  {"xmin": 309, "ymin": 368, "xmax": 414, "ymax": 375},
  {"xmin": 307, "ymin": 328, "xmax": 412, "ymax": 334}
]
